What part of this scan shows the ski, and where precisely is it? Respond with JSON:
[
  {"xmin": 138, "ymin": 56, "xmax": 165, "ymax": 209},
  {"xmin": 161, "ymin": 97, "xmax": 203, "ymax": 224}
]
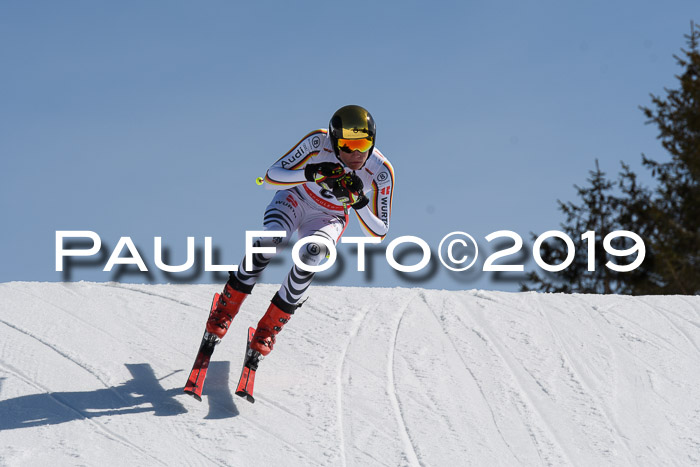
[
  {"xmin": 183, "ymin": 294, "xmax": 221, "ymax": 401},
  {"xmin": 235, "ymin": 327, "xmax": 262, "ymax": 403}
]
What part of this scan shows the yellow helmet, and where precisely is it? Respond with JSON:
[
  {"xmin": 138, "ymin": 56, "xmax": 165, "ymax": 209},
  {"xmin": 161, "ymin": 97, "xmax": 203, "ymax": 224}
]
[{"xmin": 329, "ymin": 105, "xmax": 376, "ymax": 156}]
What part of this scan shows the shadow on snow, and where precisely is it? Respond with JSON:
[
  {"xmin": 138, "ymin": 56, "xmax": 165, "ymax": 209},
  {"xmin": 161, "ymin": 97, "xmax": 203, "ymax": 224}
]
[{"xmin": 0, "ymin": 362, "xmax": 239, "ymax": 430}]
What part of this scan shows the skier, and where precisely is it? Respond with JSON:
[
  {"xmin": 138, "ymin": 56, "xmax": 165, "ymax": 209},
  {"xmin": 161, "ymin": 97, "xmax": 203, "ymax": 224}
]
[{"xmin": 203, "ymin": 105, "xmax": 394, "ymax": 364}]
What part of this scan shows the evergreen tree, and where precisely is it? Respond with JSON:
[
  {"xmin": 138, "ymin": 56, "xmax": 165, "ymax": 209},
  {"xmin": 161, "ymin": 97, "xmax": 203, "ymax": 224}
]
[
  {"xmin": 523, "ymin": 161, "xmax": 626, "ymax": 293},
  {"xmin": 632, "ymin": 22, "xmax": 700, "ymax": 294},
  {"xmin": 524, "ymin": 22, "xmax": 700, "ymax": 294}
]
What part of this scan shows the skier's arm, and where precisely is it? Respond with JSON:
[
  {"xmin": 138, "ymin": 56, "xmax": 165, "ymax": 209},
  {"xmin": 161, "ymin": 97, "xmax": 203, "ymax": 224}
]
[
  {"xmin": 263, "ymin": 130, "xmax": 327, "ymax": 190},
  {"xmin": 354, "ymin": 161, "xmax": 395, "ymax": 239},
  {"xmin": 264, "ymin": 166, "xmax": 307, "ymax": 188}
]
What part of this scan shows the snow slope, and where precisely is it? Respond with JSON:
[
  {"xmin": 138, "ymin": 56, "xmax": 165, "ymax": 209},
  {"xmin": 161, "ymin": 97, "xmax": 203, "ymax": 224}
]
[{"xmin": 1, "ymin": 282, "xmax": 699, "ymax": 466}]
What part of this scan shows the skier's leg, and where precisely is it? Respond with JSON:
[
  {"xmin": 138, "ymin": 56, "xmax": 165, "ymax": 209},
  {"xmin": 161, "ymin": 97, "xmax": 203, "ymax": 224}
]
[
  {"xmin": 206, "ymin": 274, "xmax": 251, "ymax": 338},
  {"xmin": 278, "ymin": 211, "xmax": 347, "ymax": 305},
  {"xmin": 251, "ymin": 212, "xmax": 346, "ymax": 355},
  {"xmin": 249, "ymin": 292, "xmax": 298, "ymax": 356},
  {"xmin": 208, "ymin": 191, "xmax": 300, "ymax": 339},
  {"xmin": 233, "ymin": 190, "xmax": 300, "ymax": 289}
]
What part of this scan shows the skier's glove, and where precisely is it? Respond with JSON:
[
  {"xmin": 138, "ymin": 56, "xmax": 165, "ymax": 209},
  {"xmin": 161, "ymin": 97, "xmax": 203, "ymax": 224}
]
[
  {"xmin": 350, "ymin": 193, "xmax": 369, "ymax": 210},
  {"xmin": 305, "ymin": 162, "xmax": 345, "ymax": 184},
  {"xmin": 339, "ymin": 172, "xmax": 363, "ymax": 194},
  {"xmin": 336, "ymin": 190, "xmax": 368, "ymax": 209},
  {"xmin": 334, "ymin": 173, "xmax": 369, "ymax": 209}
]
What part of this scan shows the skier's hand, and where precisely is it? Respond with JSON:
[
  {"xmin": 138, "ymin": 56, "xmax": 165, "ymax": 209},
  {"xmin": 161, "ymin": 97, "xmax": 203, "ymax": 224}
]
[
  {"xmin": 350, "ymin": 193, "xmax": 369, "ymax": 210},
  {"xmin": 338, "ymin": 172, "xmax": 363, "ymax": 194},
  {"xmin": 334, "ymin": 173, "xmax": 368, "ymax": 208},
  {"xmin": 305, "ymin": 162, "xmax": 345, "ymax": 184},
  {"xmin": 333, "ymin": 189, "xmax": 368, "ymax": 209}
]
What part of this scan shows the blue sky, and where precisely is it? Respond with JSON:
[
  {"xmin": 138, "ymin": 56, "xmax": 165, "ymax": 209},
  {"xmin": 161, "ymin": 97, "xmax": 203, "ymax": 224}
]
[{"xmin": 1, "ymin": 1, "xmax": 697, "ymax": 291}]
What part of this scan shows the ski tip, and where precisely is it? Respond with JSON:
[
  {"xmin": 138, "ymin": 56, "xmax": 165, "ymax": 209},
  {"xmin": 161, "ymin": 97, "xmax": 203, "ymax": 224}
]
[
  {"xmin": 235, "ymin": 390, "xmax": 255, "ymax": 404},
  {"xmin": 184, "ymin": 389, "xmax": 203, "ymax": 402}
]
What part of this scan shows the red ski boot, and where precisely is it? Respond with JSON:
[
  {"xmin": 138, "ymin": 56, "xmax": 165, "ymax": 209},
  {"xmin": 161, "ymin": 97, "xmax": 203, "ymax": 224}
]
[
  {"xmin": 250, "ymin": 293, "xmax": 297, "ymax": 356},
  {"xmin": 206, "ymin": 282, "xmax": 248, "ymax": 339}
]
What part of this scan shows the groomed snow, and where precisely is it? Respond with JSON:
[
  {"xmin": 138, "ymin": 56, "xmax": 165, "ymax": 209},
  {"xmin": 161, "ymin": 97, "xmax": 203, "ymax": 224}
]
[{"xmin": 1, "ymin": 282, "xmax": 699, "ymax": 466}]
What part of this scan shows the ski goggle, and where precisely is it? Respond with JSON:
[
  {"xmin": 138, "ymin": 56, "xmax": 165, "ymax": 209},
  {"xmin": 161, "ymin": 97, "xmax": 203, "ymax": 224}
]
[{"xmin": 337, "ymin": 137, "xmax": 373, "ymax": 153}]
